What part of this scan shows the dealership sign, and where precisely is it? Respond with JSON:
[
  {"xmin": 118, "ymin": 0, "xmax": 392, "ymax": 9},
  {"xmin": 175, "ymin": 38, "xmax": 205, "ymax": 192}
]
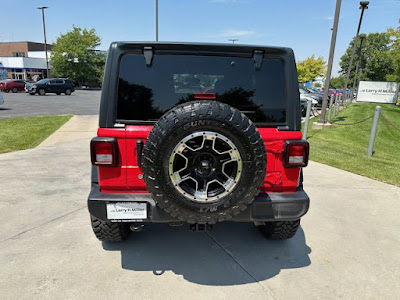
[{"xmin": 357, "ymin": 81, "xmax": 400, "ymax": 104}]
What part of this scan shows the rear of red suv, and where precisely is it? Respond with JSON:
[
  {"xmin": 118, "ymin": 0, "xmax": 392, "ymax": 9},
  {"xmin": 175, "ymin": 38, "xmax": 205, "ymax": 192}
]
[
  {"xmin": 0, "ymin": 80, "xmax": 26, "ymax": 93},
  {"xmin": 88, "ymin": 42, "xmax": 309, "ymax": 242}
]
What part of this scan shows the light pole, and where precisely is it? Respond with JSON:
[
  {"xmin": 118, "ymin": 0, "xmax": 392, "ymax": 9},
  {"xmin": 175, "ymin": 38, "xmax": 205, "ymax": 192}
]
[
  {"xmin": 37, "ymin": 6, "xmax": 50, "ymax": 78},
  {"xmin": 357, "ymin": 47, "xmax": 365, "ymax": 87},
  {"xmin": 352, "ymin": 35, "xmax": 365, "ymax": 91},
  {"xmin": 342, "ymin": 1, "xmax": 369, "ymax": 101},
  {"xmin": 228, "ymin": 39, "xmax": 238, "ymax": 44},
  {"xmin": 155, "ymin": 0, "xmax": 158, "ymax": 41},
  {"xmin": 317, "ymin": 0, "xmax": 342, "ymax": 124}
]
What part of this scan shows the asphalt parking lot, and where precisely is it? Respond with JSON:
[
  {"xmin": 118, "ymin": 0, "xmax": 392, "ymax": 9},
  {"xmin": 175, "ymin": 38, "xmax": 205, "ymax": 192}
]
[
  {"xmin": 1, "ymin": 116, "xmax": 399, "ymax": 299},
  {"xmin": 0, "ymin": 90, "xmax": 100, "ymax": 118}
]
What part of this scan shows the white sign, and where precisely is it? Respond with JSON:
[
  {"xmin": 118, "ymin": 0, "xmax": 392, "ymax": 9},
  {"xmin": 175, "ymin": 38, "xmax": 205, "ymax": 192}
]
[
  {"xmin": 357, "ymin": 81, "xmax": 400, "ymax": 104},
  {"xmin": 106, "ymin": 202, "xmax": 147, "ymax": 220}
]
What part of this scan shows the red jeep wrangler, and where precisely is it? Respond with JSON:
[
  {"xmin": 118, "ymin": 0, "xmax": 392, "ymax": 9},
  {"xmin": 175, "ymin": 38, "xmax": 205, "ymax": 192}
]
[{"xmin": 88, "ymin": 42, "xmax": 309, "ymax": 242}]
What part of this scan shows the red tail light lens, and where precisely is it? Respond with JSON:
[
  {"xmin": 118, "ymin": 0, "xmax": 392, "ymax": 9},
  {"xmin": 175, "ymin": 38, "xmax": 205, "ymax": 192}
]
[
  {"xmin": 283, "ymin": 140, "xmax": 309, "ymax": 168},
  {"xmin": 90, "ymin": 137, "xmax": 118, "ymax": 167},
  {"xmin": 193, "ymin": 93, "xmax": 216, "ymax": 100}
]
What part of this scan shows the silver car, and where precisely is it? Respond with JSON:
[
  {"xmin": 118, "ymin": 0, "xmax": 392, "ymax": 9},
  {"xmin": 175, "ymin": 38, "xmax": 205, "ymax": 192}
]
[{"xmin": 25, "ymin": 82, "xmax": 34, "ymax": 93}]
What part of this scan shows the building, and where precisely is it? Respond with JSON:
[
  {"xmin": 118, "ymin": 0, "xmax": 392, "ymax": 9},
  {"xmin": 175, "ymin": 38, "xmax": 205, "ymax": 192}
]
[{"xmin": 0, "ymin": 42, "xmax": 52, "ymax": 81}]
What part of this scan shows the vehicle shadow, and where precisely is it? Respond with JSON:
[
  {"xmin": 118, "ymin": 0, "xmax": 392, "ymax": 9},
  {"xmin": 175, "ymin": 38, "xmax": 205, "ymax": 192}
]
[
  {"xmin": 103, "ymin": 222, "xmax": 311, "ymax": 285},
  {"xmin": 0, "ymin": 108, "xmax": 11, "ymax": 111}
]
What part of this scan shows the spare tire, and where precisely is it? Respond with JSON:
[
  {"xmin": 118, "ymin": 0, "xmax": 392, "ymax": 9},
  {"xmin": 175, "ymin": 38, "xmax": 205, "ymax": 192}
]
[{"xmin": 142, "ymin": 101, "xmax": 266, "ymax": 224}]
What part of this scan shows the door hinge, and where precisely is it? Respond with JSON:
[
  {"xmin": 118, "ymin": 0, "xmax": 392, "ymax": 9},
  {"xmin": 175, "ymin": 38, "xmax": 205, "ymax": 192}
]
[
  {"xmin": 253, "ymin": 50, "xmax": 264, "ymax": 71},
  {"xmin": 143, "ymin": 47, "xmax": 154, "ymax": 67}
]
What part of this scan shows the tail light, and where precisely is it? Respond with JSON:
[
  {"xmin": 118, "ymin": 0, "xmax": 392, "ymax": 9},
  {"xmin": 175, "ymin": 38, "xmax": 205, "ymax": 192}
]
[
  {"xmin": 193, "ymin": 93, "xmax": 216, "ymax": 100},
  {"xmin": 283, "ymin": 140, "xmax": 309, "ymax": 168},
  {"xmin": 90, "ymin": 137, "xmax": 118, "ymax": 167}
]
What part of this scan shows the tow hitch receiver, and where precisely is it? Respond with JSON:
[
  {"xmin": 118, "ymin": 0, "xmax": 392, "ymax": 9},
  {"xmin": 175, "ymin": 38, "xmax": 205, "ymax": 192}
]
[{"xmin": 190, "ymin": 223, "xmax": 213, "ymax": 232}]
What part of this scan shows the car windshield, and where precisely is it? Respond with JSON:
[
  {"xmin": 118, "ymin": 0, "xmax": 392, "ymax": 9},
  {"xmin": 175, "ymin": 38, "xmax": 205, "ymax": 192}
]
[
  {"xmin": 36, "ymin": 79, "xmax": 50, "ymax": 84},
  {"xmin": 299, "ymin": 88, "xmax": 309, "ymax": 94},
  {"xmin": 117, "ymin": 54, "xmax": 287, "ymax": 124}
]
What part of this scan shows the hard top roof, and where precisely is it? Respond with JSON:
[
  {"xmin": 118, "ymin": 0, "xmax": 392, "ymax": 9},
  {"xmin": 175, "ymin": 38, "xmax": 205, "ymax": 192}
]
[{"xmin": 112, "ymin": 41, "xmax": 292, "ymax": 55}]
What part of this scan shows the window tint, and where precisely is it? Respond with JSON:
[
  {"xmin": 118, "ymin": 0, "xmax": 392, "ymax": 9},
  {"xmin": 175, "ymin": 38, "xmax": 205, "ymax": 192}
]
[
  {"xmin": 37, "ymin": 79, "xmax": 50, "ymax": 85},
  {"xmin": 55, "ymin": 79, "xmax": 64, "ymax": 84},
  {"xmin": 118, "ymin": 54, "xmax": 286, "ymax": 124}
]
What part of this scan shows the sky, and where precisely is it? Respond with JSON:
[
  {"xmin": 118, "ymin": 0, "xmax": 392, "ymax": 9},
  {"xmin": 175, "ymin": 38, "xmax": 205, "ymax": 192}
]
[{"xmin": 1, "ymin": 0, "xmax": 399, "ymax": 75}]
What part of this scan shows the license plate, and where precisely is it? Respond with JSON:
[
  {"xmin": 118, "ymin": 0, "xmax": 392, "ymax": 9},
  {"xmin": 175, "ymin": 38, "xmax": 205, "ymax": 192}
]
[{"xmin": 106, "ymin": 202, "xmax": 147, "ymax": 220}]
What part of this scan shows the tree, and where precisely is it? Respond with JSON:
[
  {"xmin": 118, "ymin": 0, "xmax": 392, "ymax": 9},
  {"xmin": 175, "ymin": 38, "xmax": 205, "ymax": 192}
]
[
  {"xmin": 330, "ymin": 75, "xmax": 345, "ymax": 89},
  {"xmin": 387, "ymin": 21, "xmax": 400, "ymax": 82},
  {"xmin": 313, "ymin": 82, "xmax": 322, "ymax": 88},
  {"xmin": 51, "ymin": 26, "xmax": 106, "ymax": 84},
  {"xmin": 297, "ymin": 55, "xmax": 326, "ymax": 83},
  {"xmin": 339, "ymin": 32, "xmax": 393, "ymax": 84}
]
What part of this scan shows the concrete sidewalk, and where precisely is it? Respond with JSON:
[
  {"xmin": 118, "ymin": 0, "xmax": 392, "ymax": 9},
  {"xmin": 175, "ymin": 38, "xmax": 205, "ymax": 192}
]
[
  {"xmin": 40, "ymin": 115, "xmax": 98, "ymax": 146},
  {"xmin": 0, "ymin": 116, "xmax": 399, "ymax": 299}
]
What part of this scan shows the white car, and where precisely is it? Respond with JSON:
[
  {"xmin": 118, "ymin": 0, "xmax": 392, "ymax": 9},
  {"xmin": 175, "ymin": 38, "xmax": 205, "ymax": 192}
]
[
  {"xmin": 300, "ymin": 95, "xmax": 318, "ymax": 117},
  {"xmin": 300, "ymin": 95, "xmax": 318, "ymax": 106},
  {"xmin": 0, "ymin": 92, "xmax": 4, "ymax": 106}
]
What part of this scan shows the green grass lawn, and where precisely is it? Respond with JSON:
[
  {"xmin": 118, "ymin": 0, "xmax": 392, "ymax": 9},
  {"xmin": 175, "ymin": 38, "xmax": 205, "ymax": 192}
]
[
  {"xmin": 0, "ymin": 115, "xmax": 72, "ymax": 154},
  {"xmin": 304, "ymin": 102, "xmax": 400, "ymax": 186}
]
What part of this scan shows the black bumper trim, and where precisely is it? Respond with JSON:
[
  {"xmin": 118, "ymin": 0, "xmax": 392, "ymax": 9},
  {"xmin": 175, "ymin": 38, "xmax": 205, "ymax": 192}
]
[{"xmin": 87, "ymin": 184, "xmax": 309, "ymax": 223}]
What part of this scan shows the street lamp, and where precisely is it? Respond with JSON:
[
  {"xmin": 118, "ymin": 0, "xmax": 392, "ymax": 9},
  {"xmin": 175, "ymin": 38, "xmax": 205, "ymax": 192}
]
[
  {"xmin": 155, "ymin": 0, "xmax": 158, "ymax": 41},
  {"xmin": 342, "ymin": 1, "xmax": 369, "ymax": 103},
  {"xmin": 352, "ymin": 35, "xmax": 365, "ymax": 91},
  {"xmin": 37, "ymin": 6, "xmax": 50, "ymax": 78},
  {"xmin": 228, "ymin": 39, "xmax": 238, "ymax": 44},
  {"xmin": 317, "ymin": 0, "xmax": 342, "ymax": 125}
]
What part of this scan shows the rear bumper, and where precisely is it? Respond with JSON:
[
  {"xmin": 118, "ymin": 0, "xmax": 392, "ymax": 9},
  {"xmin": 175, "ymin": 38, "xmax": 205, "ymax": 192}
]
[{"xmin": 88, "ymin": 184, "xmax": 309, "ymax": 223}]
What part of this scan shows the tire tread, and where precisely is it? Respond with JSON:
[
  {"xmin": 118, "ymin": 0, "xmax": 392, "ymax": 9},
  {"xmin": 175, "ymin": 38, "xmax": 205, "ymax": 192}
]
[
  {"xmin": 90, "ymin": 216, "xmax": 130, "ymax": 242},
  {"xmin": 257, "ymin": 220, "xmax": 301, "ymax": 240}
]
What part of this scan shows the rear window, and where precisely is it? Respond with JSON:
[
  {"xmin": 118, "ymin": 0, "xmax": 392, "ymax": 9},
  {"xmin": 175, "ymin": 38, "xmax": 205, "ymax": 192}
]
[{"xmin": 117, "ymin": 54, "xmax": 286, "ymax": 124}]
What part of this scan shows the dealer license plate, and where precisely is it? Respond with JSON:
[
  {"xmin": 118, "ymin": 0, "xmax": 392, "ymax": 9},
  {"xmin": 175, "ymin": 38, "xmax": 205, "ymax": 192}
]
[{"xmin": 106, "ymin": 202, "xmax": 147, "ymax": 220}]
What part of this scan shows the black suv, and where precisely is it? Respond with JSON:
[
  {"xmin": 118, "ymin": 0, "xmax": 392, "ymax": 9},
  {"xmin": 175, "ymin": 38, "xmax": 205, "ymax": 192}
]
[
  {"xmin": 88, "ymin": 42, "xmax": 310, "ymax": 242},
  {"xmin": 29, "ymin": 78, "xmax": 75, "ymax": 96}
]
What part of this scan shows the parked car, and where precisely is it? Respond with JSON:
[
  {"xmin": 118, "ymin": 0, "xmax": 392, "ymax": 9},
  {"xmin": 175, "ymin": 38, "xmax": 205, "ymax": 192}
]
[
  {"xmin": 303, "ymin": 88, "xmax": 324, "ymax": 104},
  {"xmin": 24, "ymin": 82, "xmax": 35, "ymax": 93},
  {"xmin": 28, "ymin": 78, "xmax": 75, "ymax": 96},
  {"xmin": 88, "ymin": 42, "xmax": 310, "ymax": 242},
  {"xmin": 299, "ymin": 88, "xmax": 323, "ymax": 106},
  {"xmin": 307, "ymin": 87, "xmax": 322, "ymax": 94},
  {"xmin": 300, "ymin": 95, "xmax": 318, "ymax": 117},
  {"xmin": 0, "ymin": 79, "xmax": 26, "ymax": 93},
  {"xmin": 321, "ymin": 89, "xmax": 338, "ymax": 96}
]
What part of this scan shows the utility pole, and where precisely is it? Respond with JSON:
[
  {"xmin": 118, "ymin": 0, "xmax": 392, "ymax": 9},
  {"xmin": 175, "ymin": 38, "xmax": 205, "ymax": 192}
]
[
  {"xmin": 37, "ymin": 6, "xmax": 50, "ymax": 78},
  {"xmin": 155, "ymin": 0, "xmax": 158, "ymax": 41},
  {"xmin": 317, "ymin": 0, "xmax": 342, "ymax": 125},
  {"xmin": 228, "ymin": 39, "xmax": 238, "ymax": 44},
  {"xmin": 342, "ymin": 1, "xmax": 369, "ymax": 101},
  {"xmin": 352, "ymin": 35, "xmax": 365, "ymax": 91}
]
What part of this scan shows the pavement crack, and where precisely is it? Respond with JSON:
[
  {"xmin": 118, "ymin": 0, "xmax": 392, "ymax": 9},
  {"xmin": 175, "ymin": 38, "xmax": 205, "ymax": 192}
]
[
  {"xmin": 0, "ymin": 206, "xmax": 86, "ymax": 244},
  {"xmin": 206, "ymin": 232, "xmax": 278, "ymax": 300}
]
